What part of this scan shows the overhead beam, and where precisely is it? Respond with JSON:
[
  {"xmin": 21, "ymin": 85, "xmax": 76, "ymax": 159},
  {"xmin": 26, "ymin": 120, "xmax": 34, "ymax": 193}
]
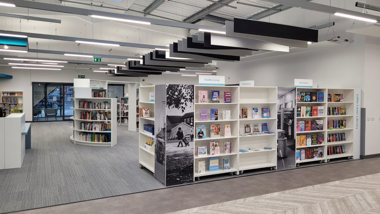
[
  {"xmin": 144, "ymin": 0, "xmax": 165, "ymax": 15},
  {"xmin": 183, "ymin": 0, "xmax": 234, "ymax": 23},
  {"xmin": 0, "ymin": 13, "xmax": 61, "ymax": 23}
]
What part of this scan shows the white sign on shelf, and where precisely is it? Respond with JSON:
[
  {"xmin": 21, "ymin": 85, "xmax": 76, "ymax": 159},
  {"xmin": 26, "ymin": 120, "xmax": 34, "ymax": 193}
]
[
  {"xmin": 199, "ymin": 75, "xmax": 225, "ymax": 86},
  {"xmin": 239, "ymin": 80, "xmax": 255, "ymax": 87},
  {"xmin": 294, "ymin": 79, "xmax": 313, "ymax": 88}
]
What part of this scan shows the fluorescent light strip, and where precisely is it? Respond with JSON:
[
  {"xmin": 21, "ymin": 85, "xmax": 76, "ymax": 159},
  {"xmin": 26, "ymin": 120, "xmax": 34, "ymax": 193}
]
[
  {"xmin": 107, "ymin": 64, "xmax": 126, "ymax": 67},
  {"xmin": 8, "ymin": 63, "xmax": 64, "ymax": 68},
  {"xmin": 93, "ymin": 70, "xmax": 108, "ymax": 73},
  {"xmin": 99, "ymin": 67, "xmax": 113, "ymax": 70},
  {"xmin": 196, "ymin": 72, "xmax": 212, "ymax": 75},
  {"xmin": 334, "ymin": 12, "xmax": 378, "ymax": 23},
  {"xmin": 181, "ymin": 74, "xmax": 197, "ymax": 77},
  {"xmin": 75, "ymin": 40, "xmax": 120, "ymax": 47},
  {"xmin": 198, "ymin": 28, "xmax": 226, "ymax": 35},
  {"xmin": 0, "ymin": 33, "xmax": 27, "ymax": 38},
  {"xmin": 90, "ymin": 15, "xmax": 151, "ymax": 25},
  {"xmin": 0, "ymin": 49, "xmax": 27, "ymax": 53},
  {"xmin": 155, "ymin": 48, "xmax": 169, "ymax": 51},
  {"xmin": 3, "ymin": 58, "xmax": 68, "ymax": 63},
  {"xmin": 12, "ymin": 66, "xmax": 61, "ymax": 71},
  {"xmin": 127, "ymin": 58, "xmax": 142, "ymax": 61},
  {"xmin": 0, "ymin": 2, "xmax": 16, "ymax": 7},
  {"xmin": 64, "ymin": 53, "xmax": 93, "ymax": 58}
]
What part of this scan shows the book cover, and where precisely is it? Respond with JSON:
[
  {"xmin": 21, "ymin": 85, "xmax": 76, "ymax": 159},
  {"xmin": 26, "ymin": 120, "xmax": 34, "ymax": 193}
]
[
  {"xmin": 296, "ymin": 135, "xmax": 301, "ymax": 147},
  {"xmin": 311, "ymin": 120, "xmax": 317, "ymax": 130},
  {"xmin": 300, "ymin": 92, "xmax": 305, "ymax": 101},
  {"xmin": 304, "ymin": 92, "xmax": 311, "ymax": 102},
  {"xmin": 301, "ymin": 149, "xmax": 306, "ymax": 160},
  {"xmin": 223, "ymin": 158, "xmax": 231, "ymax": 170},
  {"xmin": 262, "ymin": 107, "xmax": 270, "ymax": 118},
  {"xmin": 223, "ymin": 110, "xmax": 231, "ymax": 120},
  {"xmin": 312, "ymin": 106, "xmax": 318, "ymax": 116},
  {"xmin": 305, "ymin": 120, "xmax": 311, "ymax": 131},
  {"xmin": 316, "ymin": 120, "xmax": 324, "ymax": 130},
  {"xmin": 224, "ymin": 124, "xmax": 232, "ymax": 137},
  {"xmin": 244, "ymin": 124, "xmax": 251, "ymax": 134},
  {"xmin": 318, "ymin": 106, "xmax": 324, "ymax": 116},
  {"xmin": 253, "ymin": 123, "xmax": 261, "ymax": 133},
  {"xmin": 305, "ymin": 106, "xmax": 311, "ymax": 117},
  {"xmin": 252, "ymin": 107, "xmax": 259, "ymax": 119},
  {"xmin": 262, "ymin": 123, "xmax": 269, "ymax": 133},
  {"xmin": 200, "ymin": 109, "xmax": 208, "ymax": 121},
  {"xmin": 197, "ymin": 125, "xmax": 207, "ymax": 139},
  {"xmin": 224, "ymin": 142, "xmax": 231, "ymax": 153},
  {"xmin": 149, "ymin": 92, "xmax": 155, "ymax": 102},
  {"xmin": 198, "ymin": 146, "xmax": 207, "ymax": 156},
  {"xmin": 300, "ymin": 106, "xmax": 306, "ymax": 117},
  {"xmin": 300, "ymin": 135, "xmax": 306, "ymax": 146},
  {"xmin": 311, "ymin": 134, "xmax": 318, "ymax": 145},
  {"xmin": 317, "ymin": 134, "xmax": 324, "ymax": 144},
  {"xmin": 210, "ymin": 108, "xmax": 218, "ymax": 120},
  {"xmin": 300, "ymin": 121, "xmax": 305, "ymax": 132},
  {"xmin": 296, "ymin": 150, "xmax": 301, "ymax": 161},
  {"xmin": 199, "ymin": 90, "xmax": 208, "ymax": 103},
  {"xmin": 311, "ymin": 92, "xmax": 317, "ymax": 102},
  {"xmin": 306, "ymin": 135, "xmax": 311, "ymax": 146},
  {"xmin": 318, "ymin": 92, "xmax": 324, "ymax": 102},
  {"xmin": 209, "ymin": 157, "xmax": 219, "ymax": 171},
  {"xmin": 224, "ymin": 91, "xmax": 232, "ymax": 103},
  {"xmin": 198, "ymin": 160, "xmax": 206, "ymax": 174},
  {"xmin": 241, "ymin": 108, "xmax": 248, "ymax": 118},
  {"xmin": 297, "ymin": 106, "xmax": 301, "ymax": 117},
  {"xmin": 210, "ymin": 142, "xmax": 216, "ymax": 155},
  {"xmin": 318, "ymin": 147, "xmax": 324, "ymax": 157},
  {"xmin": 297, "ymin": 121, "xmax": 300, "ymax": 132},
  {"xmin": 211, "ymin": 90, "xmax": 220, "ymax": 103},
  {"xmin": 210, "ymin": 124, "xmax": 221, "ymax": 138},
  {"xmin": 297, "ymin": 91, "xmax": 301, "ymax": 101},
  {"xmin": 214, "ymin": 142, "xmax": 220, "ymax": 155}
]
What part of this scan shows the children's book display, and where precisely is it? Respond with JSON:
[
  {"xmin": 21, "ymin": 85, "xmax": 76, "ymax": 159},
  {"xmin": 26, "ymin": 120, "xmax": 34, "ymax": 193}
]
[
  {"xmin": 198, "ymin": 89, "xmax": 233, "ymax": 104},
  {"xmin": 297, "ymin": 106, "xmax": 324, "ymax": 117},
  {"xmin": 296, "ymin": 134, "xmax": 324, "ymax": 147},
  {"xmin": 210, "ymin": 124, "xmax": 220, "ymax": 138},
  {"xmin": 209, "ymin": 157, "xmax": 219, "ymax": 171},
  {"xmin": 197, "ymin": 125, "xmax": 207, "ymax": 139},
  {"xmin": 199, "ymin": 91, "xmax": 208, "ymax": 103},
  {"xmin": 328, "ymin": 93, "xmax": 344, "ymax": 102},
  {"xmin": 296, "ymin": 120, "xmax": 323, "ymax": 132},
  {"xmin": 296, "ymin": 147, "xmax": 324, "ymax": 161},
  {"xmin": 211, "ymin": 91, "xmax": 220, "ymax": 103},
  {"xmin": 242, "ymin": 122, "xmax": 273, "ymax": 136},
  {"xmin": 198, "ymin": 146, "xmax": 208, "ymax": 157},
  {"xmin": 210, "ymin": 108, "xmax": 218, "ymax": 120},
  {"xmin": 297, "ymin": 91, "xmax": 324, "ymax": 102}
]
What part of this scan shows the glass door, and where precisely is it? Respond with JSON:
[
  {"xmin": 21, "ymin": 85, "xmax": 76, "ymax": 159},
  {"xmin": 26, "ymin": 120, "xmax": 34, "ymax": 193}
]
[{"xmin": 64, "ymin": 85, "xmax": 74, "ymax": 120}]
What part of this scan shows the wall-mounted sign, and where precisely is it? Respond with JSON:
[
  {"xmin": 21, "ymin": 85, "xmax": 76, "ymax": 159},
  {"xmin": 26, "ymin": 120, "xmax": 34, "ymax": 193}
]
[
  {"xmin": 240, "ymin": 80, "xmax": 255, "ymax": 87},
  {"xmin": 93, "ymin": 57, "xmax": 101, "ymax": 62},
  {"xmin": 294, "ymin": 79, "xmax": 313, "ymax": 88},
  {"xmin": 78, "ymin": 74, "xmax": 85, "ymax": 79},
  {"xmin": 199, "ymin": 75, "xmax": 225, "ymax": 86}
]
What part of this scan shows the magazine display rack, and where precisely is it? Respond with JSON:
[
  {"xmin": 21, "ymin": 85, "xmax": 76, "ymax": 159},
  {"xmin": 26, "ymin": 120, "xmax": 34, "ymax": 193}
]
[
  {"xmin": 138, "ymin": 85, "xmax": 155, "ymax": 173},
  {"xmin": 295, "ymin": 88, "xmax": 354, "ymax": 165},
  {"xmin": 1, "ymin": 91, "xmax": 23, "ymax": 116}
]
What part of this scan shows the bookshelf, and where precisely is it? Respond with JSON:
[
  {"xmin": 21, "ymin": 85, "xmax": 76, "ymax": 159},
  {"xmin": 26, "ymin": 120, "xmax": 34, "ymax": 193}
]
[
  {"xmin": 138, "ymin": 85, "xmax": 155, "ymax": 173},
  {"xmin": 1, "ymin": 91, "xmax": 23, "ymax": 116},
  {"xmin": 238, "ymin": 86, "xmax": 278, "ymax": 173},
  {"xmin": 118, "ymin": 97, "xmax": 129, "ymax": 125},
  {"xmin": 194, "ymin": 85, "xmax": 240, "ymax": 178},
  {"xmin": 71, "ymin": 98, "xmax": 117, "ymax": 147},
  {"xmin": 295, "ymin": 88, "xmax": 354, "ymax": 165}
]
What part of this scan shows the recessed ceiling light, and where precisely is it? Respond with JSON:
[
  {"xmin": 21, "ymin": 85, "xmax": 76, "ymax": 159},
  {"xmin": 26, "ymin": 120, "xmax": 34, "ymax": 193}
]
[
  {"xmin": 3, "ymin": 58, "xmax": 68, "ymax": 63},
  {"xmin": 0, "ymin": 49, "xmax": 27, "ymax": 53},
  {"xmin": 8, "ymin": 63, "xmax": 64, "ymax": 68},
  {"xmin": 64, "ymin": 53, "xmax": 93, "ymax": 58},
  {"xmin": 12, "ymin": 66, "xmax": 61, "ymax": 71},
  {"xmin": 0, "ymin": 2, "xmax": 16, "ymax": 7},
  {"xmin": 334, "ymin": 12, "xmax": 378, "ymax": 23},
  {"xmin": 75, "ymin": 40, "xmax": 120, "ymax": 47},
  {"xmin": 90, "ymin": 15, "xmax": 151, "ymax": 25},
  {"xmin": 198, "ymin": 28, "xmax": 226, "ymax": 35}
]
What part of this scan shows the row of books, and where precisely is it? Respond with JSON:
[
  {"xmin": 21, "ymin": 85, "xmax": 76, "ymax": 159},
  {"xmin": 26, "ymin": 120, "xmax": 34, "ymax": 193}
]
[
  {"xmin": 197, "ymin": 157, "xmax": 231, "ymax": 174},
  {"xmin": 79, "ymin": 122, "xmax": 111, "ymax": 131},
  {"xmin": 198, "ymin": 90, "xmax": 232, "ymax": 103},
  {"xmin": 80, "ymin": 111, "xmax": 111, "ymax": 120},
  {"xmin": 2, "ymin": 92, "xmax": 22, "ymax": 96},
  {"xmin": 296, "ymin": 120, "xmax": 323, "ymax": 132},
  {"xmin": 328, "ymin": 133, "xmax": 346, "ymax": 142},
  {"xmin": 327, "ymin": 106, "xmax": 347, "ymax": 116},
  {"xmin": 77, "ymin": 133, "xmax": 111, "ymax": 143},
  {"xmin": 327, "ymin": 145, "xmax": 346, "ymax": 155},
  {"xmin": 296, "ymin": 148, "xmax": 324, "ymax": 161},
  {"xmin": 2, "ymin": 97, "xmax": 20, "ymax": 104},
  {"xmin": 296, "ymin": 134, "xmax": 324, "ymax": 147},
  {"xmin": 143, "ymin": 124, "xmax": 154, "ymax": 135},
  {"xmin": 297, "ymin": 106, "xmax": 324, "ymax": 117},
  {"xmin": 197, "ymin": 142, "xmax": 231, "ymax": 156},
  {"xmin": 328, "ymin": 120, "xmax": 347, "ymax": 129},
  {"xmin": 197, "ymin": 124, "xmax": 232, "ymax": 139},
  {"xmin": 297, "ymin": 91, "xmax": 324, "ymax": 102},
  {"xmin": 241, "ymin": 107, "xmax": 270, "ymax": 119},
  {"xmin": 92, "ymin": 91, "xmax": 106, "ymax": 98},
  {"xmin": 242, "ymin": 123, "xmax": 271, "ymax": 135},
  {"xmin": 328, "ymin": 93, "xmax": 344, "ymax": 102},
  {"xmin": 79, "ymin": 101, "xmax": 110, "ymax": 109},
  {"xmin": 200, "ymin": 109, "xmax": 231, "ymax": 121}
]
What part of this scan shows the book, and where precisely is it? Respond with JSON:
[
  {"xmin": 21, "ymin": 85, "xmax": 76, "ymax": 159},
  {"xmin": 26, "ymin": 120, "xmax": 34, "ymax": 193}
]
[
  {"xmin": 149, "ymin": 92, "xmax": 155, "ymax": 102},
  {"xmin": 311, "ymin": 134, "xmax": 318, "ymax": 145},
  {"xmin": 296, "ymin": 135, "xmax": 301, "ymax": 147},
  {"xmin": 316, "ymin": 120, "xmax": 324, "ymax": 130},
  {"xmin": 198, "ymin": 160, "xmax": 206, "ymax": 174},
  {"xmin": 306, "ymin": 135, "xmax": 311, "ymax": 146},
  {"xmin": 252, "ymin": 107, "xmax": 259, "ymax": 119},
  {"xmin": 224, "ymin": 124, "xmax": 232, "ymax": 137},
  {"xmin": 211, "ymin": 90, "xmax": 220, "ymax": 103},
  {"xmin": 318, "ymin": 92, "xmax": 324, "ymax": 102},
  {"xmin": 210, "ymin": 142, "xmax": 216, "ymax": 155},
  {"xmin": 300, "ymin": 92, "xmax": 305, "ymax": 101},
  {"xmin": 210, "ymin": 124, "xmax": 220, "ymax": 138},
  {"xmin": 224, "ymin": 142, "xmax": 231, "ymax": 153},
  {"xmin": 312, "ymin": 106, "xmax": 318, "ymax": 116},
  {"xmin": 209, "ymin": 157, "xmax": 219, "ymax": 171},
  {"xmin": 301, "ymin": 149, "xmax": 306, "ymax": 160},
  {"xmin": 262, "ymin": 107, "xmax": 270, "ymax": 118},
  {"xmin": 214, "ymin": 142, "xmax": 220, "ymax": 155},
  {"xmin": 318, "ymin": 106, "xmax": 324, "ymax": 116},
  {"xmin": 210, "ymin": 108, "xmax": 218, "ymax": 120},
  {"xmin": 198, "ymin": 146, "xmax": 207, "ymax": 156},
  {"xmin": 200, "ymin": 109, "xmax": 208, "ymax": 121},
  {"xmin": 317, "ymin": 134, "xmax": 324, "ymax": 144},
  {"xmin": 223, "ymin": 110, "xmax": 231, "ymax": 120},
  {"xmin": 244, "ymin": 124, "xmax": 251, "ymax": 134},
  {"xmin": 296, "ymin": 150, "xmax": 301, "ymax": 161},
  {"xmin": 297, "ymin": 121, "xmax": 300, "ymax": 132},
  {"xmin": 305, "ymin": 120, "xmax": 311, "ymax": 131},
  {"xmin": 300, "ymin": 121, "xmax": 305, "ymax": 132},
  {"xmin": 197, "ymin": 125, "xmax": 207, "ymax": 139},
  {"xmin": 300, "ymin": 106, "xmax": 306, "ymax": 117},
  {"xmin": 304, "ymin": 92, "xmax": 311, "ymax": 102},
  {"xmin": 262, "ymin": 123, "xmax": 269, "ymax": 133},
  {"xmin": 253, "ymin": 123, "xmax": 261, "ymax": 133},
  {"xmin": 224, "ymin": 91, "xmax": 232, "ymax": 103},
  {"xmin": 311, "ymin": 92, "xmax": 317, "ymax": 102},
  {"xmin": 142, "ymin": 108, "xmax": 150, "ymax": 118},
  {"xmin": 241, "ymin": 108, "xmax": 248, "ymax": 118},
  {"xmin": 223, "ymin": 158, "xmax": 231, "ymax": 170},
  {"xmin": 199, "ymin": 90, "xmax": 208, "ymax": 103},
  {"xmin": 300, "ymin": 135, "xmax": 306, "ymax": 146},
  {"xmin": 297, "ymin": 107, "xmax": 301, "ymax": 117},
  {"xmin": 305, "ymin": 106, "xmax": 311, "ymax": 117}
]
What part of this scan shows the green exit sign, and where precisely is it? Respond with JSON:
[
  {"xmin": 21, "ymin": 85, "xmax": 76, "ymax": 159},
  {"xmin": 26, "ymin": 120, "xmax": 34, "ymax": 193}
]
[
  {"xmin": 93, "ymin": 57, "xmax": 101, "ymax": 62},
  {"xmin": 78, "ymin": 74, "xmax": 85, "ymax": 79}
]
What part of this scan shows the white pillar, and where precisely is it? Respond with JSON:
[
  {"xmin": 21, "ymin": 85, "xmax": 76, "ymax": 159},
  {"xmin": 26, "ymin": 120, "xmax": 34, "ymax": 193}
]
[{"xmin": 128, "ymin": 83, "xmax": 137, "ymax": 131}]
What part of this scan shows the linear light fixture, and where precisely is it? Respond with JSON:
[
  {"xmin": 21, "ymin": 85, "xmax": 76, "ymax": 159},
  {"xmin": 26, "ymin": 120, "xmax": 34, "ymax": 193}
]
[
  {"xmin": 196, "ymin": 72, "xmax": 213, "ymax": 75},
  {"xmin": 198, "ymin": 28, "xmax": 226, "ymax": 35},
  {"xmin": 107, "ymin": 64, "xmax": 126, "ymax": 67},
  {"xmin": 155, "ymin": 48, "xmax": 169, "ymax": 51},
  {"xmin": 127, "ymin": 58, "xmax": 142, "ymax": 61},
  {"xmin": 4, "ymin": 58, "xmax": 68, "ymax": 63},
  {"xmin": 64, "ymin": 53, "xmax": 93, "ymax": 58},
  {"xmin": 0, "ymin": 49, "xmax": 27, "ymax": 53},
  {"xmin": 99, "ymin": 67, "xmax": 113, "ymax": 70},
  {"xmin": 93, "ymin": 70, "xmax": 108, "ymax": 73},
  {"xmin": 12, "ymin": 66, "xmax": 61, "ymax": 71},
  {"xmin": 90, "ymin": 15, "xmax": 151, "ymax": 25},
  {"xmin": 8, "ymin": 63, "xmax": 64, "ymax": 68},
  {"xmin": 334, "ymin": 12, "xmax": 378, "ymax": 23},
  {"xmin": 181, "ymin": 74, "xmax": 197, "ymax": 77},
  {"xmin": 0, "ymin": 2, "xmax": 16, "ymax": 7},
  {"xmin": 75, "ymin": 40, "xmax": 120, "ymax": 47},
  {"xmin": 0, "ymin": 33, "xmax": 27, "ymax": 38}
]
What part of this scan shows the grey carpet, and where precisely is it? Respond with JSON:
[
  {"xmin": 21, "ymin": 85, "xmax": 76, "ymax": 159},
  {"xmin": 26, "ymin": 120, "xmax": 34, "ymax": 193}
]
[{"xmin": 0, "ymin": 122, "xmax": 164, "ymax": 213}]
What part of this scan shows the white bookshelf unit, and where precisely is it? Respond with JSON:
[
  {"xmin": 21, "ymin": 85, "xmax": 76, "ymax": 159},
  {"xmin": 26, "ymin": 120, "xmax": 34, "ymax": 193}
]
[
  {"xmin": 295, "ymin": 88, "xmax": 354, "ymax": 166},
  {"xmin": 238, "ymin": 86, "xmax": 278, "ymax": 173},
  {"xmin": 71, "ymin": 98, "xmax": 117, "ymax": 147},
  {"xmin": 194, "ymin": 85, "xmax": 240, "ymax": 178},
  {"xmin": 138, "ymin": 85, "xmax": 155, "ymax": 173},
  {"xmin": 119, "ymin": 97, "xmax": 129, "ymax": 126},
  {"xmin": 1, "ymin": 91, "xmax": 23, "ymax": 116}
]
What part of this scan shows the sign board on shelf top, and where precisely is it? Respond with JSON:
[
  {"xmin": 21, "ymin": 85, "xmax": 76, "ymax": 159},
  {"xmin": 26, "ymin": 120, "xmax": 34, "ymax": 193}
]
[
  {"xmin": 199, "ymin": 75, "xmax": 225, "ymax": 86},
  {"xmin": 294, "ymin": 79, "xmax": 313, "ymax": 88},
  {"xmin": 239, "ymin": 80, "xmax": 255, "ymax": 87}
]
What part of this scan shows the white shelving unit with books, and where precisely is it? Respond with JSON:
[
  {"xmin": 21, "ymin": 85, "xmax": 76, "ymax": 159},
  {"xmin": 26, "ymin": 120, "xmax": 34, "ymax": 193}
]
[
  {"xmin": 1, "ymin": 91, "xmax": 23, "ymax": 116},
  {"xmin": 138, "ymin": 85, "xmax": 155, "ymax": 173},
  {"xmin": 71, "ymin": 98, "xmax": 117, "ymax": 147},
  {"xmin": 238, "ymin": 86, "xmax": 278, "ymax": 172},
  {"xmin": 194, "ymin": 85, "xmax": 239, "ymax": 178},
  {"xmin": 119, "ymin": 97, "xmax": 129, "ymax": 126}
]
